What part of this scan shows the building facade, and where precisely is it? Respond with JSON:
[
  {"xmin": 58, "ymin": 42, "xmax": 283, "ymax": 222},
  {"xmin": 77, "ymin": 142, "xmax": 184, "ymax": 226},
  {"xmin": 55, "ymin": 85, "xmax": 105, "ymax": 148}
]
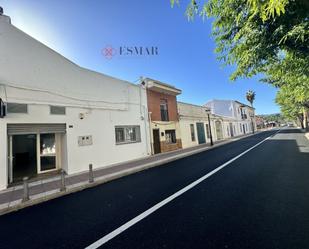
[
  {"xmin": 204, "ymin": 99, "xmax": 256, "ymax": 137},
  {"xmin": 178, "ymin": 102, "xmax": 241, "ymax": 149},
  {"xmin": 0, "ymin": 14, "xmax": 151, "ymax": 190},
  {"xmin": 143, "ymin": 78, "xmax": 182, "ymax": 154},
  {"xmin": 178, "ymin": 102, "xmax": 214, "ymax": 148}
]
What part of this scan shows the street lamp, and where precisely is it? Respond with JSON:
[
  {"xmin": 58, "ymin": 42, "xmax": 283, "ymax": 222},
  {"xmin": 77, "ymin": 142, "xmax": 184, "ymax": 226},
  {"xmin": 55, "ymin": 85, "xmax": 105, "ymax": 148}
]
[{"xmin": 206, "ymin": 110, "xmax": 214, "ymax": 146}]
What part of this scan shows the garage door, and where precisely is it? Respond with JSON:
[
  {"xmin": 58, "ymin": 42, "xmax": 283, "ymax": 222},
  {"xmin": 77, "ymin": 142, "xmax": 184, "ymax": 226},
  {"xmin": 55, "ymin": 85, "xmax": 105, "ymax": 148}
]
[{"xmin": 7, "ymin": 123, "xmax": 66, "ymax": 135}]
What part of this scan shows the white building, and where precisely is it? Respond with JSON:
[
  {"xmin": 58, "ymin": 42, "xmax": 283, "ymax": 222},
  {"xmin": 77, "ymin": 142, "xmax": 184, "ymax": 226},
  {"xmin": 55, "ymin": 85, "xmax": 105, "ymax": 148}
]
[
  {"xmin": 0, "ymin": 13, "xmax": 151, "ymax": 190},
  {"xmin": 204, "ymin": 99, "xmax": 256, "ymax": 137}
]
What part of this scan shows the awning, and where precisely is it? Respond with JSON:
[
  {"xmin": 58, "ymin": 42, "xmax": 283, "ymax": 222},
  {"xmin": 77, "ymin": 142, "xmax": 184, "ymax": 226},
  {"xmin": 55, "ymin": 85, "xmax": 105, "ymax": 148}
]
[{"xmin": 7, "ymin": 123, "xmax": 66, "ymax": 135}]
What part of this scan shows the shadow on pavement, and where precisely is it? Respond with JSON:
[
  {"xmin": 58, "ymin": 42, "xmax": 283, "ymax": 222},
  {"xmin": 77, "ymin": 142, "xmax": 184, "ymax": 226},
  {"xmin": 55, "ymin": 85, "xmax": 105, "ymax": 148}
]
[{"xmin": 278, "ymin": 128, "xmax": 303, "ymax": 134}]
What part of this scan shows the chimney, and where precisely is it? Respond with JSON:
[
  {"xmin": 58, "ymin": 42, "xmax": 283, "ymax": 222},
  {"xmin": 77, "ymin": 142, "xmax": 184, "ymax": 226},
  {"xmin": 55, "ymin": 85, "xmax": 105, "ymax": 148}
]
[{"xmin": 0, "ymin": 7, "xmax": 11, "ymax": 24}]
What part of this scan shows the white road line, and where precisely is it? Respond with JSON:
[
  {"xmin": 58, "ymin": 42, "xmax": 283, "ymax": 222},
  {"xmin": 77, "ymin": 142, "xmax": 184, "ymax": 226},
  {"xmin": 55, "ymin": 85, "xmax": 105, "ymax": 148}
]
[{"xmin": 85, "ymin": 130, "xmax": 280, "ymax": 249}]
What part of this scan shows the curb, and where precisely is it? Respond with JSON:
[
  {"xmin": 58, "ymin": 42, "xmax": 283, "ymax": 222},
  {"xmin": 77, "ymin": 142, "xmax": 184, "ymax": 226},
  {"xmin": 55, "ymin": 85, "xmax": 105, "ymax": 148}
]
[{"xmin": 0, "ymin": 130, "xmax": 268, "ymax": 216}]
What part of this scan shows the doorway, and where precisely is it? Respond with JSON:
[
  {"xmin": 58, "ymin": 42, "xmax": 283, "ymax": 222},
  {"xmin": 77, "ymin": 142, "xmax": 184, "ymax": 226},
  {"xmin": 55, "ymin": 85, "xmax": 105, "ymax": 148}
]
[
  {"xmin": 9, "ymin": 133, "xmax": 60, "ymax": 183},
  {"xmin": 11, "ymin": 134, "xmax": 37, "ymax": 182},
  {"xmin": 215, "ymin": 121, "xmax": 223, "ymax": 140},
  {"xmin": 196, "ymin": 123, "xmax": 206, "ymax": 144},
  {"xmin": 152, "ymin": 129, "xmax": 161, "ymax": 154},
  {"xmin": 229, "ymin": 123, "xmax": 234, "ymax": 137}
]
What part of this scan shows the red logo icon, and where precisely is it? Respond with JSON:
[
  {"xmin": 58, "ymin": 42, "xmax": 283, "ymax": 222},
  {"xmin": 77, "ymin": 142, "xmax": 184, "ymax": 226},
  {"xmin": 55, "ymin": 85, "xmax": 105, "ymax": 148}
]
[{"xmin": 102, "ymin": 45, "xmax": 116, "ymax": 59}]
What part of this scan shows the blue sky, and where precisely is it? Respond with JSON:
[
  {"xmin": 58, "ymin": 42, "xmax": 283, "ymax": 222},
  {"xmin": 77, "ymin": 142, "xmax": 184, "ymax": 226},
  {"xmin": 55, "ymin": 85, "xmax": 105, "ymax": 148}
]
[{"xmin": 0, "ymin": 0, "xmax": 279, "ymax": 114}]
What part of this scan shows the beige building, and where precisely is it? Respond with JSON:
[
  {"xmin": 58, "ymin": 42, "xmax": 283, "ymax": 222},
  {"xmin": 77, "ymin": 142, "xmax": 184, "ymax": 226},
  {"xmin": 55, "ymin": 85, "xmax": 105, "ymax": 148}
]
[
  {"xmin": 178, "ymin": 102, "xmax": 218, "ymax": 149},
  {"xmin": 178, "ymin": 102, "xmax": 248, "ymax": 149}
]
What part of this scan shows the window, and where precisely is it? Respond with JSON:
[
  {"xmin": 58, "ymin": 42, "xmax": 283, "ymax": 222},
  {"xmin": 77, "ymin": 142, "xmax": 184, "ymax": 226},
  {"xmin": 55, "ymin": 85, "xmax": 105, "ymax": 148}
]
[
  {"xmin": 115, "ymin": 126, "xmax": 141, "ymax": 144},
  {"xmin": 190, "ymin": 124, "xmax": 195, "ymax": 141},
  {"xmin": 40, "ymin": 133, "xmax": 57, "ymax": 171},
  {"xmin": 50, "ymin": 106, "xmax": 66, "ymax": 115},
  {"xmin": 160, "ymin": 99, "xmax": 169, "ymax": 121},
  {"xmin": 240, "ymin": 124, "xmax": 242, "ymax": 132},
  {"xmin": 205, "ymin": 124, "xmax": 210, "ymax": 138},
  {"xmin": 165, "ymin": 130, "xmax": 176, "ymax": 144},
  {"xmin": 7, "ymin": 103, "xmax": 28, "ymax": 114}
]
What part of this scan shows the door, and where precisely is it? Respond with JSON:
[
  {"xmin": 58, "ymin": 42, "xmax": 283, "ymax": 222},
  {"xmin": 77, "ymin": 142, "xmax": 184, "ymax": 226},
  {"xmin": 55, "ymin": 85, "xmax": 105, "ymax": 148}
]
[
  {"xmin": 215, "ymin": 121, "xmax": 223, "ymax": 140},
  {"xmin": 9, "ymin": 133, "xmax": 60, "ymax": 183},
  {"xmin": 152, "ymin": 129, "xmax": 161, "ymax": 154},
  {"xmin": 11, "ymin": 134, "xmax": 37, "ymax": 182},
  {"xmin": 196, "ymin": 123, "xmax": 206, "ymax": 144},
  {"xmin": 229, "ymin": 123, "xmax": 234, "ymax": 137}
]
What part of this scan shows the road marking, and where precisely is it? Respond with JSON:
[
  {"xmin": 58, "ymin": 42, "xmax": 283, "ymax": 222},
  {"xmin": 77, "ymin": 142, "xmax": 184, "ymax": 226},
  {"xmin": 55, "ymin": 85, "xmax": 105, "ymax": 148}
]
[{"xmin": 85, "ymin": 130, "xmax": 280, "ymax": 249}]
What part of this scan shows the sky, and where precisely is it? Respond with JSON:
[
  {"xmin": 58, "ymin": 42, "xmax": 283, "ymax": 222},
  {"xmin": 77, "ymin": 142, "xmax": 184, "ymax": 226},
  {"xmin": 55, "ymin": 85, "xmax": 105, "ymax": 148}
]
[{"xmin": 0, "ymin": 0, "xmax": 280, "ymax": 114}]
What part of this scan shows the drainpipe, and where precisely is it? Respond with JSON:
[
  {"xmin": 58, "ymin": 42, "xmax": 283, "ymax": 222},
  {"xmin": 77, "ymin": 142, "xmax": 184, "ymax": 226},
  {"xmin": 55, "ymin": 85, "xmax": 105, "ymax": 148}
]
[
  {"xmin": 139, "ymin": 81, "xmax": 151, "ymax": 155},
  {"xmin": 148, "ymin": 112, "xmax": 154, "ymax": 155}
]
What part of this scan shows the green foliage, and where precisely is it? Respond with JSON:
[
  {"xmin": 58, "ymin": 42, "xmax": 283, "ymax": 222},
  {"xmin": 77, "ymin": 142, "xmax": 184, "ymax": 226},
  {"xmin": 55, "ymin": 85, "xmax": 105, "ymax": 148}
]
[
  {"xmin": 170, "ymin": 0, "xmax": 309, "ymax": 124},
  {"xmin": 257, "ymin": 113, "xmax": 287, "ymax": 123},
  {"xmin": 275, "ymin": 85, "xmax": 306, "ymax": 126}
]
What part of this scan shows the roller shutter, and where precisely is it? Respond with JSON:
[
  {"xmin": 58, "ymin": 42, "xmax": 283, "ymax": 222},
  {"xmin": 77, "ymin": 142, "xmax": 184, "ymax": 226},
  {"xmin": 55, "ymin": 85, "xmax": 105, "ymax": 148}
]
[{"xmin": 7, "ymin": 123, "xmax": 66, "ymax": 135}]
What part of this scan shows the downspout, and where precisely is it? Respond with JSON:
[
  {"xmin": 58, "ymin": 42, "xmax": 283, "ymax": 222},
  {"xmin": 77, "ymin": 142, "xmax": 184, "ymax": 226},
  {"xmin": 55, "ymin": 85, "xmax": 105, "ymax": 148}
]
[
  {"xmin": 148, "ymin": 112, "xmax": 154, "ymax": 155},
  {"xmin": 140, "ymin": 77, "xmax": 153, "ymax": 155},
  {"xmin": 207, "ymin": 113, "xmax": 214, "ymax": 146}
]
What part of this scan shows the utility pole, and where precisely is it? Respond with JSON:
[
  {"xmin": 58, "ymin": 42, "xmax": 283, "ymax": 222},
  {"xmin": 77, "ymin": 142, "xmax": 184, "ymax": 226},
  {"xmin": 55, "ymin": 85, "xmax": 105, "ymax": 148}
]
[{"xmin": 207, "ymin": 112, "xmax": 214, "ymax": 146}]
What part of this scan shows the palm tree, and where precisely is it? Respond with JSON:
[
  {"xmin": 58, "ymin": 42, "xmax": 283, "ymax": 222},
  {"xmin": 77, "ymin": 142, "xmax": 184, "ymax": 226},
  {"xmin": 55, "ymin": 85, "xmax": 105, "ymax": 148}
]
[
  {"xmin": 246, "ymin": 90, "xmax": 256, "ymax": 134},
  {"xmin": 246, "ymin": 90, "xmax": 256, "ymax": 107}
]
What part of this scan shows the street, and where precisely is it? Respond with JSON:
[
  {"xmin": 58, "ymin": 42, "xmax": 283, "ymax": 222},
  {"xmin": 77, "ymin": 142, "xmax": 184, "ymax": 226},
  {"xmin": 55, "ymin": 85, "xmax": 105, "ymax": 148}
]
[{"xmin": 0, "ymin": 128, "xmax": 309, "ymax": 249}]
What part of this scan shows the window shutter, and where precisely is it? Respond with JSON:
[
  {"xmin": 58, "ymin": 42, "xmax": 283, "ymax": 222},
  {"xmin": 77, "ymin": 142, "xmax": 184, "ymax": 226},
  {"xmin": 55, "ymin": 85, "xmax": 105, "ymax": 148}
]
[
  {"xmin": 7, "ymin": 123, "xmax": 66, "ymax": 135},
  {"xmin": 50, "ymin": 106, "xmax": 66, "ymax": 115},
  {"xmin": 7, "ymin": 103, "xmax": 28, "ymax": 113}
]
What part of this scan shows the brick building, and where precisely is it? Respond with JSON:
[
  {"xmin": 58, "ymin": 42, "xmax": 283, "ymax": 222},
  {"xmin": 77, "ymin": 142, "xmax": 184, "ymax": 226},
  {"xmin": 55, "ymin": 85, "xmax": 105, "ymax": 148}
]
[{"xmin": 142, "ymin": 78, "xmax": 182, "ymax": 154}]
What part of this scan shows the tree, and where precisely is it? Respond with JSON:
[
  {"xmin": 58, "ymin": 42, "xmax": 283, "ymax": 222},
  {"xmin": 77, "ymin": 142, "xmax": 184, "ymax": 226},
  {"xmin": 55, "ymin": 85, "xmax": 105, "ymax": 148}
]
[
  {"xmin": 275, "ymin": 83, "xmax": 309, "ymax": 129},
  {"xmin": 170, "ymin": 0, "xmax": 309, "ymax": 128},
  {"xmin": 246, "ymin": 90, "xmax": 256, "ymax": 107},
  {"xmin": 170, "ymin": 0, "xmax": 308, "ymax": 80}
]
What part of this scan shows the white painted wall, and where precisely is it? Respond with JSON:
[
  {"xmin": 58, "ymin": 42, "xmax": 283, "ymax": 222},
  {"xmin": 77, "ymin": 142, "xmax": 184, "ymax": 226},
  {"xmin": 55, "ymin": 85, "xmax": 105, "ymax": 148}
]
[
  {"xmin": 0, "ymin": 16, "xmax": 151, "ymax": 190},
  {"xmin": 0, "ymin": 100, "xmax": 151, "ymax": 189},
  {"xmin": 204, "ymin": 100, "xmax": 257, "ymax": 136}
]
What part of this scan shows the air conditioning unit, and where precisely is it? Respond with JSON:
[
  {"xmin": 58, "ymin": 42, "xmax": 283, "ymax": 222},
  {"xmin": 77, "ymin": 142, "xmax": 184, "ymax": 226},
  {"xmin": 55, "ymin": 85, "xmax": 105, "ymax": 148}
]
[{"xmin": 0, "ymin": 98, "xmax": 6, "ymax": 118}]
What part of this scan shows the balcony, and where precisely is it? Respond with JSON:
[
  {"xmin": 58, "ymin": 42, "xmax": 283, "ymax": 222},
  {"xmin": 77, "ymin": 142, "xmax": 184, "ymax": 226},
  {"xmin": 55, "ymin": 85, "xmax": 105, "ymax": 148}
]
[{"xmin": 241, "ymin": 114, "xmax": 248, "ymax": 120}]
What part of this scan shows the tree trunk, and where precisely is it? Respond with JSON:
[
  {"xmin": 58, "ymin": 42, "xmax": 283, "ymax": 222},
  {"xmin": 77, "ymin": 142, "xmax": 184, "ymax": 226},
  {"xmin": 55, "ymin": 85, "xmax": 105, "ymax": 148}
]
[
  {"xmin": 303, "ymin": 109, "xmax": 309, "ymax": 131},
  {"xmin": 298, "ymin": 114, "xmax": 305, "ymax": 129}
]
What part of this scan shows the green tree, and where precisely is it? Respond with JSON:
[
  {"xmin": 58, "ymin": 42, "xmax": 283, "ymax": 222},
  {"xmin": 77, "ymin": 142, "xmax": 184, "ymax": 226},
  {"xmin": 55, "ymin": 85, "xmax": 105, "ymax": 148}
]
[
  {"xmin": 275, "ymin": 86, "xmax": 307, "ymax": 129},
  {"xmin": 171, "ymin": 0, "xmax": 308, "ymax": 80},
  {"xmin": 171, "ymin": 0, "xmax": 309, "ymax": 128}
]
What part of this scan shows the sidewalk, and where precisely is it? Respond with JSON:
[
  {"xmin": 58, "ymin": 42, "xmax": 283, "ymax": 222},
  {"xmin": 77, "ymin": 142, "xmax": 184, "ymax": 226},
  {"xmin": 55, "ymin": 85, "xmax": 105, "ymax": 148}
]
[{"xmin": 0, "ymin": 131, "xmax": 264, "ymax": 216}]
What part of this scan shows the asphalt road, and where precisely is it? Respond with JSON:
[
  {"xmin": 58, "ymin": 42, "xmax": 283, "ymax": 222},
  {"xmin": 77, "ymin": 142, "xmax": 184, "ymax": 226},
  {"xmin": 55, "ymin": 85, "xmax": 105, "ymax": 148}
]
[{"xmin": 0, "ymin": 128, "xmax": 308, "ymax": 249}]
